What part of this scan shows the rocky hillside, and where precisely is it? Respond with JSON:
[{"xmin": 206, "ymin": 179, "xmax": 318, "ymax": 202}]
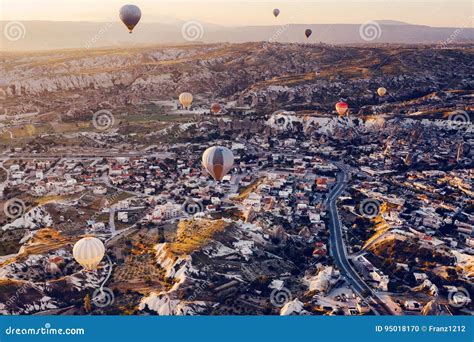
[
  {"xmin": 139, "ymin": 218, "xmax": 312, "ymax": 315},
  {"xmin": 1, "ymin": 43, "xmax": 473, "ymax": 119},
  {"xmin": 0, "ymin": 228, "xmax": 108, "ymax": 315}
]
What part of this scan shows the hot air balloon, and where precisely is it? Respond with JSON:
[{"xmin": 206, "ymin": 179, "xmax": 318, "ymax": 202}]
[
  {"xmin": 73, "ymin": 237, "xmax": 105, "ymax": 271},
  {"xmin": 211, "ymin": 103, "xmax": 222, "ymax": 114},
  {"xmin": 273, "ymin": 9, "xmax": 280, "ymax": 17},
  {"xmin": 377, "ymin": 87, "xmax": 387, "ymax": 97},
  {"xmin": 179, "ymin": 92, "xmax": 193, "ymax": 109},
  {"xmin": 335, "ymin": 101, "xmax": 349, "ymax": 116},
  {"xmin": 305, "ymin": 29, "xmax": 312, "ymax": 38},
  {"xmin": 119, "ymin": 4, "xmax": 142, "ymax": 33},
  {"xmin": 202, "ymin": 146, "xmax": 234, "ymax": 181}
]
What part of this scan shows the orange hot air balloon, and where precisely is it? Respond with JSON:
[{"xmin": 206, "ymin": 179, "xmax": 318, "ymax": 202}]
[
  {"xmin": 335, "ymin": 101, "xmax": 349, "ymax": 116},
  {"xmin": 211, "ymin": 103, "xmax": 222, "ymax": 114}
]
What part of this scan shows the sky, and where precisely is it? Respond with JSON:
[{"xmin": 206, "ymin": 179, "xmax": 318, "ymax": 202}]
[{"xmin": 1, "ymin": 0, "xmax": 473, "ymax": 27}]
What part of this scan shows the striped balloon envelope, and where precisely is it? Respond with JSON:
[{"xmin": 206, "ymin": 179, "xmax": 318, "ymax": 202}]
[
  {"xmin": 73, "ymin": 236, "xmax": 105, "ymax": 271},
  {"xmin": 202, "ymin": 146, "xmax": 234, "ymax": 181},
  {"xmin": 179, "ymin": 92, "xmax": 193, "ymax": 109}
]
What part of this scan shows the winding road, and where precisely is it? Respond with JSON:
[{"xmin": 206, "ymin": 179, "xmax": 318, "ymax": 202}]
[{"xmin": 327, "ymin": 161, "xmax": 394, "ymax": 315}]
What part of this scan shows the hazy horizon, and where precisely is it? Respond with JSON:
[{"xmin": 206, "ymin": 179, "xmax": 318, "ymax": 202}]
[
  {"xmin": 0, "ymin": 19, "xmax": 470, "ymax": 29},
  {"xmin": 1, "ymin": 0, "xmax": 473, "ymax": 27},
  {"xmin": 1, "ymin": 1, "xmax": 473, "ymax": 51}
]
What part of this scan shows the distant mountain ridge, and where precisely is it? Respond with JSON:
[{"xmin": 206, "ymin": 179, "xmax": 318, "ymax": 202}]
[
  {"xmin": 374, "ymin": 20, "xmax": 412, "ymax": 26},
  {"xmin": 1, "ymin": 20, "xmax": 473, "ymax": 51}
]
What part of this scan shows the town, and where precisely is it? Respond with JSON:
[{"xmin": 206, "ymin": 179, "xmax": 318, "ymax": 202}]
[{"xmin": 0, "ymin": 42, "xmax": 472, "ymax": 316}]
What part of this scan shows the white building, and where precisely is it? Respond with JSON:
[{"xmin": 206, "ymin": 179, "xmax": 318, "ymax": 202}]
[
  {"xmin": 93, "ymin": 186, "xmax": 107, "ymax": 195},
  {"xmin": 118, "ymin": 211, "xmax": 129, "ymax": 223},
  {"xmin": 148, "ymin": 203, "xmax": 182, "ymax": 222}
]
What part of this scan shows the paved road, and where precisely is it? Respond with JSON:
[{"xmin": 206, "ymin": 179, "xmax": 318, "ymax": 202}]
[
  {"xmin": 109, "ymin": 206, "xmax": 117, "ymax": 236},
  {"xmin": 327, "ymin": 161, "xmax": 394, "ymax": 315}
]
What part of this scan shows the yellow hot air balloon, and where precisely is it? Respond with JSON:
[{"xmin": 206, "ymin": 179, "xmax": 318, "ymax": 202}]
[
  {"xmin": 377, "ymin": 87, "xmax": 387, "ymax": 97},
  {"xmin": 179, "ymin": 92, "xmax": 193, "ymax": 109},
  {"xmin": 73, "ymin": 237, "xmax": 105, "ymax": 271},
  {"xmin": 202, "ymin": 146, "xmax": 234, "ymax": 181}
]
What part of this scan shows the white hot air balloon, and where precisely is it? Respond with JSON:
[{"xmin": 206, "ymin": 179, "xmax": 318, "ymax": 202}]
[
  {"xmin": 179, "ymin": 92, "xmax": 193, "ymax": 109},
  {"xmin": 73, "ymin": 237, "xmax": 105, "ymax": 271},
  {"xmin": 202, "ymin": 146, "xmax": 234, "ymax": 181}
]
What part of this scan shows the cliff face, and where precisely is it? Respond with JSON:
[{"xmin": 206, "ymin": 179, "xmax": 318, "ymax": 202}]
[
  {"xmin": 0, "ymin": 227, "xmax": 109, "ymax": 315},
  {"xmin": 138, "ymin": 218, "xmax": 302, "ymax": 315},
  {"xmin": 0, "ymin": 45, "xmax": 245, "ymax": 98},
  {"xmin": 0, "ymin": 255, "xmax": 108, "ymax": 315},
  {"xmin": 3, "ymin": 43, "xmax": 472, "ymax": 118},
  {"xmin": 138, "ymin": 242, "xmax": 205, "ymax": 315}
]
